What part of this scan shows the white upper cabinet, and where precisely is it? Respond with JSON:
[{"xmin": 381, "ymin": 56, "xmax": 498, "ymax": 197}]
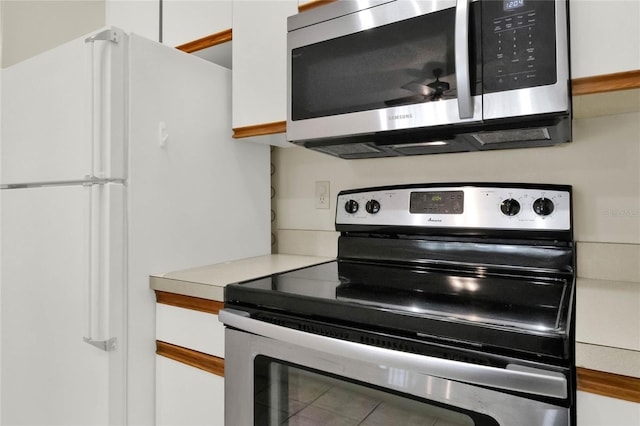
[
  {"xmin": 162, "ymin": 0, "xmax": 232, "ymax": 47},
  {"xmin": 232, "ymin": 0, "xmax": 298, "ymax": 131},
  {"xmin": 106, "ymin": 1, "xmax": 232, "ymax": 47},
  {"xmin": 570, "ymin": 0, "xmax": 640, "ymax": 78},
  {"xmin": 106, "ymin": 0, "xmax": 160, "ymax": 42}
]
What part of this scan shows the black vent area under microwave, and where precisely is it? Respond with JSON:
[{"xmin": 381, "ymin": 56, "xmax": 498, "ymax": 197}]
[{"xmin": 302, "ymin": 116, "xmax": 571, "ymax": 159}]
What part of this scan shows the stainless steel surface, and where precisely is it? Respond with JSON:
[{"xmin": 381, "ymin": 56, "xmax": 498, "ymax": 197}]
[
  {"xmin": 288, "ymin": 0, "xmax": 456, "ymax": 46},
  {"xmin": 483, "ymin": 0, "xmax": 570, "ymax": 120},
  {"xmin": 286, "ymin": 0, "xmax": 484, "ymax": 143},
  {"xmin": 335, "ymin": 185, "xmax": 571, "ymax": 230},
  {"xmin": 288, "ymin": 96, "xmax": 483, "ymax": 143},
  {"xmin": 286, "ymin": 0, "xmax": 571, "ymax": 157},
  {"xmin": 455, "ymin": 0, "xmax": 473, "ymax": 119},
  {"xmin": 219, "ymin": 308, "xmax": 568, "ymax": 399},
  {"xmin": 224, "ymin": 326, "xmax": 571, "ymax": 426},
  {"xmin": 288, "ymin": 0, "xmax": 397, "ymax": 32}
]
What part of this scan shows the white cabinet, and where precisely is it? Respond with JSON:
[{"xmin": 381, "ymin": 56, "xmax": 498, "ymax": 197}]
[
  {"xmin": 156, "ymin": 356, "xmax": 225, "ymax": 426},
  {"xmin": 570, "ymin": 0, "xmax": 640, "ymax": 78},
  {"xmin": 162, "ymin": 0, "xmax": 232, "ymax": 47},
  {"xmin": 232, "ymin": 0, "xmax": 298, "ymax": 131},
  {"xmin": 155, "ymin": 302, "xmax": 225, "ymax": 426},
  {"xmin": 106, "ymin": 0, "xmax": 160, "ymax": 42},
  {"xmin": 106, "ymin": 1, "xmax": 233, "ymax": 48},
  {"xmin": 156, "ymin": 303, "xmax": 225, "ymax": 357},
  {"xmin": 577, "ymin": 391, "xmax": 640, "ymax": 425}
]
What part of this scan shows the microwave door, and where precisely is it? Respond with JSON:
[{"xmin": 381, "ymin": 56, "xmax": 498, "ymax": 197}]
[{"xmin": 287, "ymin": 0, "xmax": 483, "ymax": 143}]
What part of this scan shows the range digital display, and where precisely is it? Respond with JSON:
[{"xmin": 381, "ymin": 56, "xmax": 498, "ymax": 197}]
[
  {"xmin": 504, "ymin": 0, "xmax": 525, "ymax": 11},
  {"xmin": 410, "ymin": 191, "xmax": 464, "ymax": 214}
]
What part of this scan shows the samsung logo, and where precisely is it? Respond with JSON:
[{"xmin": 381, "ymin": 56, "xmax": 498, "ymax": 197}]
[{"xmin": 388, "ymin": 113, "xmax": 413, "ymax": 121}]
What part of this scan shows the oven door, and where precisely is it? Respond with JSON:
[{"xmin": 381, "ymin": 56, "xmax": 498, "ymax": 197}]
[
  {"xmin": 222, "ymin": 309, "xmax": 571, "ymax": 426},
  {"xmin": 287, "ymin": 0, "xmax": 483, "ymax": 144}
]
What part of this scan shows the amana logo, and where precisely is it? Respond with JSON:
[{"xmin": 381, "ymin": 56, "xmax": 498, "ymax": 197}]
[
  {"xmin": 428, "ymin": 218, "xmax": 442, "ymax": 223},
  {"xmin": 388, "ymin": 113, "xmax": 413, "ymax": 121}
]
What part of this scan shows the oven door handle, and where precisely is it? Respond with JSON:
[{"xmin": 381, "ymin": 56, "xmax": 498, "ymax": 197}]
[{"xmin": 219, "ymin": 308, "xmax": 567, "ymax": 400}]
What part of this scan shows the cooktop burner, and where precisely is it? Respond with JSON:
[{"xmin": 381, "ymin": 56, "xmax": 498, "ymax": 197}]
[{"xmin": 224, "ymin": 183, "xmax": 575, "ymax": 365}]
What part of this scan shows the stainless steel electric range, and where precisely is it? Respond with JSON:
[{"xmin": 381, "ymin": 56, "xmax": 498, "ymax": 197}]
[{"xmin": 221, "ymin": 183, "xmax": 576, "ymax": 426}]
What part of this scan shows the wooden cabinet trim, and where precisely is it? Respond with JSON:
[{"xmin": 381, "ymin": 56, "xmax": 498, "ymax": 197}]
[
  {"xmin": 232, "ymin": 121, "xmax": 287, "ymax": 138},
  {"xmin": 175, "ymin": 28, "xmax": 233, "ymax": 54},
  {"xmin": 577, "ymin": 367, "xmax": 640, "ymax": 403},
  {"xmin": 298, "ymin": 0, "xmax": 339, "ymax": 13},
  {"xmin": 572, "ymin": 70, "xmax": 640, "ymax": 96},
  {"xmin": 157, "ymin": 340, "xmax": 224, "ymax": 377},
  {"xmin": 155, "ymin": 290, "xmax": 223, "ymax": 315},
  {"xmin": 153, "ymin": 303, "xmax": 640, "ymax": 401}
]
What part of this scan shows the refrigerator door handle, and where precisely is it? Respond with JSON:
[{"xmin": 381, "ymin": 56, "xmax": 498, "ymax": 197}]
[
  {"xmin": 85, "ymin": 27, "xmax": 126, "ymax": 181},
  {"xmin": 83, "ymin": 182, "xmax": 118, "ymax": 352}
]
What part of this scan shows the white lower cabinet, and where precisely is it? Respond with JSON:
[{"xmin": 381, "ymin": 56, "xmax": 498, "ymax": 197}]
[
  {"xmin": 577, "ymin": 391, "xmax": 640, "ymax": 426},
  {"xmin": 156, "ymin": 302, "xmax": 225, "ymax": 425},
  {"xmin": 156, "ymin": 303, "xmax": 224, "ymax": 357},
  {"xmin": 156, "ymin": 356, "xmax": 224, "ymax": 426}
]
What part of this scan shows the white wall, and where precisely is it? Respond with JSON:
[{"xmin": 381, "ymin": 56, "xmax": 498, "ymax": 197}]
[
  {"xmin": 274, "ymin": 110, "xmax": 640, "ymax": 245},
  {"xmin": 0, "ymin": 0, "xmax": 105, "ymax": 68}
]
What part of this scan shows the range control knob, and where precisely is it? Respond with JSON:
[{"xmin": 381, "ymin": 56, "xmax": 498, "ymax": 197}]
[
  {"xmin": 365, "ymin": 199, "xmax": 381, "ymax": 214},
  {"xmin": 344, "ymin": 199, "xmax": 359, "ymax": 214},
  {"xmin": 533, "ymin": 197, "xmax": 555, "ymax": 216},
  {"xmin": 500, "ymin": 198, "xmax": 521, "ymax": 216}
]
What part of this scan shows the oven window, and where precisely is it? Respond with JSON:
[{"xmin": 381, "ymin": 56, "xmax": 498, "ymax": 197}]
[
  {"xmin": 254, "ymin": 356, "xmax": 498, "ymax": 426},
  {"xmin": 290, "ymin": 6, "xmax": 482, "ymax": 121}
]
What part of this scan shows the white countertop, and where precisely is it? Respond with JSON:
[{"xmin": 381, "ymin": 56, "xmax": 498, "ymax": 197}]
[
  {"xmin": 150, "ymin": 253, "xmax": 640, "ymax": 380},
  {"xmin": 150, "ymin": 254, "xmax": 334, "ymax": 301}
]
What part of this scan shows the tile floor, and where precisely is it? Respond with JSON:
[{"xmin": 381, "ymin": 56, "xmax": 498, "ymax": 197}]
[{"xmin": 255, "ymin": 366, "xmax": 475, "ymax": 426}]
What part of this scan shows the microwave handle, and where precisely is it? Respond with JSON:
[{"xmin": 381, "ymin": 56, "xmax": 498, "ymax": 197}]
[{"xmin": 455, "ymin": 0, "xmax": 473, "ymax": 119}]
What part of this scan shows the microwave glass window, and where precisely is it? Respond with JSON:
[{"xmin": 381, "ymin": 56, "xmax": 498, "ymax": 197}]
[
  {"xmin": 254, "ymin": 356, "xmax": 499, "ymax": 426},
  {"xmin": 291, "ymin": 8, "xmax": 467, "ymax": 121}
]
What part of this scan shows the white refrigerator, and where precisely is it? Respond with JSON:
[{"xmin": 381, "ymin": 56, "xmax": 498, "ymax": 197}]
[{"xmin": 0, "ymin": 27, "xmax": 271, "ymax": 425}]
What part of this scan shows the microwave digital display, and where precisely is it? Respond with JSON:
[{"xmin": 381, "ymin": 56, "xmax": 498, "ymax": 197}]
[{"xmin": 504, "ymin": 0, "xmax": 525, "ymax": 10}]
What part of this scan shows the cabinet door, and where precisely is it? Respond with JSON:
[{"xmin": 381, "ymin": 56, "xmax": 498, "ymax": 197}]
[
  {"xmin": 156, "ymin": 355, "xmax": 225, "ymax": 426},
  {"xmin": 106, "ymin": 0, "xmax": 160, "ymax": 42},
  {"xmin": 163, "ymin": 0, "xmax": 232, "ymax": 47},
  {"xmin": 232, "ymin": 0, "xmax": 298, "ymax": 130},
  {"xmin": 570, "ymin": 0, "xmax": 640, "ymax": 78},
  {"xmin": 156, "ymin": 303, "xmax": 224, "ymax": 358},
  {"xmin": 577, "ymin": 391, "xmax": 640, "ymax": 425}
]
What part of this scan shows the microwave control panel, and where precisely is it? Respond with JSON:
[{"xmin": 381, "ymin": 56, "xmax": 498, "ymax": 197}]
[{"xmin": 483, "ymin": 0, "xmax": 558, "ymax": 93}]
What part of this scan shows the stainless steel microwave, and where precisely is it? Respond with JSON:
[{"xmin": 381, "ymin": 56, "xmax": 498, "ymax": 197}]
[{"xmin": 286, "ymin": 0, "xmax": 571, "ymax": 159}]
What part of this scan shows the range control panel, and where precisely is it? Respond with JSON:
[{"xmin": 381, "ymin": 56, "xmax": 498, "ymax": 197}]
[
  {"xmin": 336, "ymin": 184, "xmax": 571, "ymax": 231},
  {"xmin": 483, "ymin": 0, "xmax": 557, "ymax": 93}
]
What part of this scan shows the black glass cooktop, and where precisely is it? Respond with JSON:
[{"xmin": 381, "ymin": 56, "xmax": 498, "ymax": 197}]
[{"xmin": 224, "ymin": 260, "xmax": 574, "ymax": 361}]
